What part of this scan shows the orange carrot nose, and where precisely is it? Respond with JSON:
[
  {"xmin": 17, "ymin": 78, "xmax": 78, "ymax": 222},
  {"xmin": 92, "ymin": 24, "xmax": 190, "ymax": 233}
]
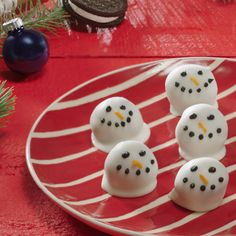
[
  {"xmin": 115, "ymin": 111, "xmax": 124, "ymax": 120},
  {"xmin": 132, "ymin": 160, "xmax": 143, "ymax": 169},
  {"xmin": 198, "ymin": 122, "xmax": 207, "ymax": 133},
  {"xmin": 190, "ymin": 76, "xmax": 199, "ymax": 86},
  {"xmin": 199, "ymin": 174, "xmax": 209, "ymax": 185}
]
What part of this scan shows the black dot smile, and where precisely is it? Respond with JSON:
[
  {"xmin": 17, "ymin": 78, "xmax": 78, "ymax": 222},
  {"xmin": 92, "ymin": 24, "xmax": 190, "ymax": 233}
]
[
  {"xmin": 200, "ymin": 185, "xmax": 206, "ymax": 191},
  {"xmin": 175, "ymin": 82, "xmax": 180, "ymax": 87},
  {"xmin": 189, "ymin": 131, "xmax": 195, "ymax": 137}
]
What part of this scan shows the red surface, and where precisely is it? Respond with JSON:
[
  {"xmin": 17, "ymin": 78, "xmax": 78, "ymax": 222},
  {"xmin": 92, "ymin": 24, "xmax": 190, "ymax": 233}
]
[{"xmin": 0, "ymin": 0, "xmax": 236, "ymax": 235}]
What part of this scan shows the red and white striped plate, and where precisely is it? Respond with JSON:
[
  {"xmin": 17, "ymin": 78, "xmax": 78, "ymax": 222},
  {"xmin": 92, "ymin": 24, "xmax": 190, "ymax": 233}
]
[{"xmin": 26, "ymin": 57, "xmax": 236, "ymax": 235}]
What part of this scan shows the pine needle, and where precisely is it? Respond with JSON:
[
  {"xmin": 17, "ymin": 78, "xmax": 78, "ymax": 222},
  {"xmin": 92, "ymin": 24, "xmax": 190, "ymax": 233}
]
[
  {"xmin": 0, "ymin": 81, "xmax": 16, "ymax": 127},
  {"xmin": 0, "ymin": 0, "xmax": 69, "ymax": 49}
]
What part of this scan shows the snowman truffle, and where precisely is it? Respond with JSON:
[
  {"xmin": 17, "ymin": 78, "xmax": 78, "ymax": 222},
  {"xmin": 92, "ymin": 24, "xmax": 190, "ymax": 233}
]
[
  {"xmin": 90, "ymin": 97, "xmax": 150, "ymax": 152},
  {"xmin": 170, "ymin": 158, "xmax": 229, "ymax": 212},
  {"xmin": 176, "ymin": 104, "xmax": 228, "ymax": 161},
  {"xmin": 102, "ymin": 141, "xmax": 158, "ymax": 198},
  {"xmin": 165, "ymin": 64, "xmax": 218, "ymax": 116}
]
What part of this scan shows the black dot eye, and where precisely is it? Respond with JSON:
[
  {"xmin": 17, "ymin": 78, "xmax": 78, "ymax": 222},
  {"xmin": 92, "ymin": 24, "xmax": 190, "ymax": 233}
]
[
  {"xmin": 183, "ymin": 126, "xmax": 188, "ymax": 131},
  {"xmin": 208, "ymin": 78, "xmax": 214, "ymax": 83},
  {"xmin": 190, "ymin": 113, "xmax": 197, "ymax": 119},
  {"xmin": 122, "ymin": 152, "xmax": 130, "ymax": 159},
  {"xmin": 101, "ymin": 118, "xmax": 105, "ymax": 123},
  {"xmin": 175, "ymin": 82, "xmax": 180, "ymax": 87},
  {"xmin": 106, "ymin": 106, "xmax": 112, "ymax": 112},
  {"xmin": 219, "ymin": 177, "xmax": 224, "ymax": 183},
  {"xmin": 208, "ymin": 167, "xmax": 216, "ymax": 173},
  {"xmin": 198, "ymin": 70, "xmax": 203, "ymax": 75},
  {"xmin": 150, "ymin": 159, "xmax": 155, "ymax": 165},
  {"xmin": 217, "ymin": 128, "xmax": 222, "ymax": 134},
  {"xmin": 191, "ymin": 165, "xmax": 198, "ymax": 172},
  {"xmin": 200, "ymin": 185, "xmax": 206, "ymax": 191},
  {"xmin": 120, "ymin": 105, "xmax": 126, "ymax": 110},
  {"xmin": 183, "ymin": 177, "xmax": 188, "ymax": 183},
  {"xmin": 181, "ymin": 71, "xmax": 187, "ymax": 77},
  {"xmin": 207, "ymin": 115, "xmax": 215, "ymax": 120},
  {"xmin": 139, "ymin": 151, "xmax": 146, "ymax": 157},
  {"xmin": 129, "ymin": 111, "xmax": 133, "ymax": 116}
]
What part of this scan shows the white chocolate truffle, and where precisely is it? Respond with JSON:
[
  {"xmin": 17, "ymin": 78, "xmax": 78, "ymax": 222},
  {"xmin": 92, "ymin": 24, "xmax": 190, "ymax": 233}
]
[
  {"xmin": 170, "ymin": 158, "xmax": 229, "ymax": 212},
  {"xmin": 90, "ymin": 97, "xmax": 150, "ymax": 152},
  {"xmin": 102, "ymin": 141, "xmax": 158, "ymax": 198},
  {"xmin": 165, "ymin": 64, "xmax": 218, "ymax": 116},
  {"xmin": 176, "ymin": 104, "xmax": 228, "ymax": 161}
]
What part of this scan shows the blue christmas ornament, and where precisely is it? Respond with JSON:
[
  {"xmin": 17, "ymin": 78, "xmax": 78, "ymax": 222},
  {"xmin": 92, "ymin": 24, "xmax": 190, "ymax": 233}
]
[{"xmin": 2, "ymin": 18, "xmax": 49, "ymax": 74}]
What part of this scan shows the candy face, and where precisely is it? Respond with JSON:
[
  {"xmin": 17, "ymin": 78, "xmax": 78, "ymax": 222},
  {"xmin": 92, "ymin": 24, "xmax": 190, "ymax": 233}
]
[
  {"xmin": 176, "ymin": 104, "xmax": 228, "ymax": 161},
  {"xmin": 170, "ymin": 158, "xmax": 229, "ymax": 212},
  {"xmin": 90, "ymin": 97, "xmax": 150, "ymax": 152},
  {"xmin": 102, "ymin": 141, "xmax": 158, "ymax": 198},
  {"xmin": 165, "ymin": 64, "xmax": 218, "ymax": 116}
]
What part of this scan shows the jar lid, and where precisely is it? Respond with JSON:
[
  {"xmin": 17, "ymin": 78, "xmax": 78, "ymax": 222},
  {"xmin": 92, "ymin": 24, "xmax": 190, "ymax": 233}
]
[{"xmin": 2, "ymin": 18, "xmax": 24, "ymax": 32}]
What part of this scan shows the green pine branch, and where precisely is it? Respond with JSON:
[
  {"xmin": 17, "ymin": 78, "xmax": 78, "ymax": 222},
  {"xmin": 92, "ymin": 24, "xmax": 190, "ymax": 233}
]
[
  {"xmin": 0, "ymin": 0, "xmax": 69, "ymax": 49},
  {"xmin": 0, "ymin": 81, "xmax": 16, "ymax": 127}
]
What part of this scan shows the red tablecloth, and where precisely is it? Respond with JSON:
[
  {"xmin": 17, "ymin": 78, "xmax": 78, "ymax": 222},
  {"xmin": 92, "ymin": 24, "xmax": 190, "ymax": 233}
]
[{"xmin": 0, "ymin": 0, "xmax": 236, "ymax": 235}]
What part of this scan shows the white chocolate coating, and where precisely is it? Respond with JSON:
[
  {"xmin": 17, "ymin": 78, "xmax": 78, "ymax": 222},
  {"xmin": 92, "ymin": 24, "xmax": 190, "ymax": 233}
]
[
  {"xmin": 176, "ymin": 104, "xmax": 228, "ymax": 161},
  {"xmin": 170, "ymin": 158, "xmax": 229, "ymax": 212},
  {"xmin": 102, "ymin": 141, "xmax": 158, "ymax": 198},
  {"xmin": 165, "ymin": 64, "xmax": 218, "ymax": 116},
  {"xmin": 90, "ymin": 97, "xmax": 150, "ymax": 152}
]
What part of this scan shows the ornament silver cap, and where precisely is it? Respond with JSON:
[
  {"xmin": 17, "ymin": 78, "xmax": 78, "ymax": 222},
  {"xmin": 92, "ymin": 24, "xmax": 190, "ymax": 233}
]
[{"xmin": 2, "ymin": 18, "xmax": 24, "ymax": 33}]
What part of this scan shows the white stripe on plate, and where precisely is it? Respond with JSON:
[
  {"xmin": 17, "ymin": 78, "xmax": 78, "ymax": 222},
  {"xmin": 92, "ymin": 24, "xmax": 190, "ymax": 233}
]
[
  {"xmin": 51, "ymin": 60, "xmax": 174, "ymax": 111},
  {"xmin": 32, "ymin": 60, "xmax": 225, "ymax": 139},
  {"xmin": 99, "ymin": 194, "xmax": 170, "ymax": 223},
  {"xmin": 144, "ymin": 193, "xmax": 236, "ymax": 234},
  {"xmin": 43, "ymin": 170, "xmax": 104, "ymax": 188},
  {"xmin": 63, "ymin": 193, "xmax": 110, "ymax": 206},
  {"xmin": 202, "ymin": 219, "xmax": 236, "ymax": 236},
  {"xmin": 31, "ymin": 147, "xmax": 97, "ymax": 165}
]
